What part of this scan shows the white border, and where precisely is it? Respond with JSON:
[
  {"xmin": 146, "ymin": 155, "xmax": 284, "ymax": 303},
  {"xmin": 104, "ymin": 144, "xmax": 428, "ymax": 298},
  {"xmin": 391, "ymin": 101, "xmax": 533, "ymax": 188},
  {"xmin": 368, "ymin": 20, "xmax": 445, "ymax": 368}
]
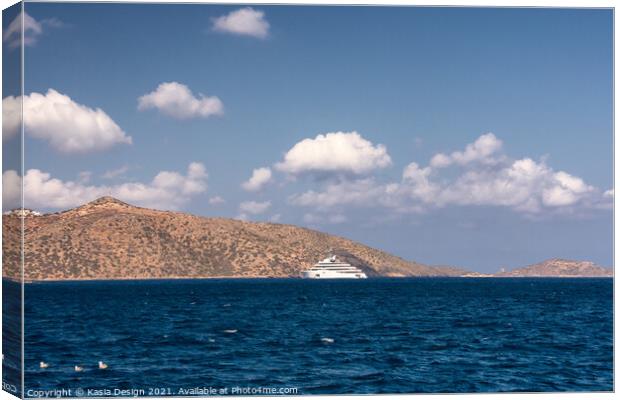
[{"xmin": 0, "ymin": 1, "xmax": 616, "ymax": 400}]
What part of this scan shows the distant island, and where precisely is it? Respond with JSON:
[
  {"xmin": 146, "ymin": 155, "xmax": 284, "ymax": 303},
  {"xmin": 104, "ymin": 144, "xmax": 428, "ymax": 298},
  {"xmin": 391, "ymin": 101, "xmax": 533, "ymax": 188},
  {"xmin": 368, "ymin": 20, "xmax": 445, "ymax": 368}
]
[
  {"xmin": 1, "ymin": 197, "xmax": 613, "ymax": 281},
  {"xmin": 494, "ymin": 259, "xmax": 613, "ymax": 278}
]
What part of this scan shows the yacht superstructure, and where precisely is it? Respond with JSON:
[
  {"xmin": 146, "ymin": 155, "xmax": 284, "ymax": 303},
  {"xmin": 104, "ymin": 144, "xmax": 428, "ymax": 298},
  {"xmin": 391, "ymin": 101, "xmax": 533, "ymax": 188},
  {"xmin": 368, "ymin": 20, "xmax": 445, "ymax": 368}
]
[{"xmin": 302, "ymin": 255, "xmax": 367, "ymax": 279}]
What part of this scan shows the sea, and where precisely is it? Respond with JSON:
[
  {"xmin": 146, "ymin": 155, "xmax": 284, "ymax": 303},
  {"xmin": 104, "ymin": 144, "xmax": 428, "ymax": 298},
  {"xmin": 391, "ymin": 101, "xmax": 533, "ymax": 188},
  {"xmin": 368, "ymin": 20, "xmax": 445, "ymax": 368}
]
[{"xmin": 2, "ymin": 277, "xmax": 613, "ymax": 396}]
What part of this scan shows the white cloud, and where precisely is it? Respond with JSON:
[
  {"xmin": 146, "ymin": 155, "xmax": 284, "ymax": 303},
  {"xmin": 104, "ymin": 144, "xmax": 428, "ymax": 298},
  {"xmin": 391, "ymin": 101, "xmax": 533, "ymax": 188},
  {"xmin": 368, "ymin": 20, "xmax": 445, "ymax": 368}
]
[
  {"xmin": 2, "ymin": 93, "xmax": 21, "ymax": 141},
  {"xmin": 241, "ymin": 167, "xmax": 272, "ymax": 191},
  {"xmin": 401, "ymin": 162, "xmax": 438, "ymax": 204},
  {"xmin": 598, "ymin": 189, "xmax": 614, "ymax": 210},
  {"xmin": 403, "ymin": 147, "xmax": 600, "ymax": 214},
  {"xmin": 138, "ymin": 82, "xmax": 223, "ymax": 119},
  {"xmin": 239, "ymin": 200, "xmax": 271, "ymax": 215},
  {"xmin": 541, "ymin": 171, "xmax": 592, "ymax": 207},
  {"xmin": 3, "ymin": 12, "xmax": 64, "ymax": 50},
  {"xmin": 288, "ymin": 133, "xmax": 608, "ymax": 216},
  {"xmin": 428, "ymin": 153, "xmax": 451, "ymax": 169},
  {"xmin": 3, "ymin": 11, "xmax": 41, "ymax": 49},
  {"xmin": 425, "ymin": 158, "xmax": 593, "ymax": 212},
  {"xmin": 208, "ymin": 196, "xmax": 225, "ymax": 205},
  {"xmin": 212, "ymin": 7, "xmax": 270, "ymax": 39},
  {"xmin": 275, "ymin": 131, "xmax": 392, "ymax": 177},
  {"xmin": 2, "ymin": 162, "xmax": 208, "ymax": 211},
  {"xmin": 430, "ymin": 132, "xmax": 503, "ymax": 168},
  {"xmin": 2, "ymin": 89, "xmax": 132, "ymax": 153}
]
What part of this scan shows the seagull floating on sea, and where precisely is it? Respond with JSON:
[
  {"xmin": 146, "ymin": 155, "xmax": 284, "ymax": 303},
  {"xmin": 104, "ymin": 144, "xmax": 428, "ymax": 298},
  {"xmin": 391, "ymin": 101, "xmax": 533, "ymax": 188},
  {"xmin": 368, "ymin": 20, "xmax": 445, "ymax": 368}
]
[
  {"xmin": 74, "ymin": 365, "xmax": 83, "ymax": 372},
  {"xmin": 98, "ymin": 361, "xmax": 108, "ymax": 369},
  {"xmin": 39, "ymin": 361, "xmax": 49, "ymax": 369}
]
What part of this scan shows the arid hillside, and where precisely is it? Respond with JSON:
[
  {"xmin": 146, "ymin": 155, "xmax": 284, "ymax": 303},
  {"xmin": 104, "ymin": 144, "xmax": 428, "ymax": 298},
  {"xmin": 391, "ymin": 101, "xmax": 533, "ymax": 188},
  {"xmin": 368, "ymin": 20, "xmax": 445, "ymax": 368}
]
[
  {"xmin": 496, "ymin": 259, "xmax": 613, "ymax": 277},
  {"xmin": 2, "ymin": 197, "xmax": 468, "ymax": 281}
]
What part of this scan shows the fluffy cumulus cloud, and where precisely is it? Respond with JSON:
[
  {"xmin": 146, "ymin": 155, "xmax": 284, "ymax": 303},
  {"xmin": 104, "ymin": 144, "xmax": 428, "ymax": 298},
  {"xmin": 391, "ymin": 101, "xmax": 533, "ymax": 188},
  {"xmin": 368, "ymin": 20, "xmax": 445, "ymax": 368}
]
[
  {"xmin": 2, "ymin": 162, "xmax": 208, "ymax": 211},
  {"xmin": 400, "ymin": 145, "xmax": 602, "ymax": 214},
  {"xmin": 2, "ymin": 94, "xmax": 21, "ymax": 141},
  {"xmin": 241, "ymin": 167, "xmax": 272, "ymax": 191},
  {"xmin": 275, "ymin": 131, "xmax": 392, "ymax": 177},
  {"xmin": 288, "ymin": 133, "xmax": 610, "ymax": 216},
  {"xmin": 212, "ymin": 7, "xmax": 270, "ymax": 39},
  {"xmin": 430, "ymin": 133, "xmax": 503, "ymax": 168},
  {"xmin": 2, "ymin": 89, "xmax": 132, "ymax": 153},
  {"xmin": 138, "ymin": 82, "xmax": 223, "ymax": 119}
]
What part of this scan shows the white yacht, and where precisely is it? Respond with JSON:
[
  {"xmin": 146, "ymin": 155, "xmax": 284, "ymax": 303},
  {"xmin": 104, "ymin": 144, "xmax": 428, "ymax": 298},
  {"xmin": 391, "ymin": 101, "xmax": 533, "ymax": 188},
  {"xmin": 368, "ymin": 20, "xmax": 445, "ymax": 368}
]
[{"xmin": 302, "ymin": 255, "xmax": 367, "ymax": 279}]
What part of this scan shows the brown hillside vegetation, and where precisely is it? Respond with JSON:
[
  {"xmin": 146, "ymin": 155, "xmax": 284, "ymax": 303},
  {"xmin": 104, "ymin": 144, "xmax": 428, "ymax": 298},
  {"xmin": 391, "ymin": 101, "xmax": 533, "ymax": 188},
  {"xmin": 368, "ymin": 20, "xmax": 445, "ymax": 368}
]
[{"xmin": 2, "ymin": 197, "xmax": 468, "ymax": 281}]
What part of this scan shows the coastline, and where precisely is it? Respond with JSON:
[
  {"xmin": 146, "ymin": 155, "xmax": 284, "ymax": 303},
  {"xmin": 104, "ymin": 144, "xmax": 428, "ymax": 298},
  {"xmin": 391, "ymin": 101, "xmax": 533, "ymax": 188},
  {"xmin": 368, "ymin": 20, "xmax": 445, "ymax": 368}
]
[
  {"xmin": 3, "ymin": 275, "xmax": 613, "ymax": 284},
  {"xmin": 3, "ymin": 275, "xmax": 293, "ymax": 284}
]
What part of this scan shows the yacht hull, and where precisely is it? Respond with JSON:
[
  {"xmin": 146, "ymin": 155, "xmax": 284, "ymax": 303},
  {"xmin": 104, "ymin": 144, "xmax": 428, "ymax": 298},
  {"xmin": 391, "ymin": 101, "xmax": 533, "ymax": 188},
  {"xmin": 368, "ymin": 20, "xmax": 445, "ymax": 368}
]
[{"xmin": 302, "ymin": 270, "xmax": 367, "ymax": 279}]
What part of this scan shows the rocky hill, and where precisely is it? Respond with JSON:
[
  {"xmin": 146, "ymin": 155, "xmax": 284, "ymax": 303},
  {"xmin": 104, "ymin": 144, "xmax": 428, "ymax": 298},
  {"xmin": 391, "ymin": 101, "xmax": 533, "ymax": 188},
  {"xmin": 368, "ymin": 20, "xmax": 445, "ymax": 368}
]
[
  {"xmin": 495, "ymin": 259, "xmax": 613, "ymax": 277},
  {"xmin": 2, "ymin": 197, "xmax": 468, "ymax": 281}
]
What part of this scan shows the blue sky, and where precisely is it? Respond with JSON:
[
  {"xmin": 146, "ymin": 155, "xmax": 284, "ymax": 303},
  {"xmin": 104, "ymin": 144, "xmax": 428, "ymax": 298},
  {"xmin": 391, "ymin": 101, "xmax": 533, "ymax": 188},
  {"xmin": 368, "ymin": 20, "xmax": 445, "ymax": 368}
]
[{"xmin": 2, "ymin": 4, "xmax": 613, "ymax": 272}]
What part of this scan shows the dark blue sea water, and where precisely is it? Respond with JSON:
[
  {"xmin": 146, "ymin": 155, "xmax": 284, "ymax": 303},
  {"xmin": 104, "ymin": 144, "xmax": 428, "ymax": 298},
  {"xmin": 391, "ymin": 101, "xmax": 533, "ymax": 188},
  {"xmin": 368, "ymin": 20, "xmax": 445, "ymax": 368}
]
[{"xmin": 3, "ymin": 278, "xmax": 614, "ymax": 396}]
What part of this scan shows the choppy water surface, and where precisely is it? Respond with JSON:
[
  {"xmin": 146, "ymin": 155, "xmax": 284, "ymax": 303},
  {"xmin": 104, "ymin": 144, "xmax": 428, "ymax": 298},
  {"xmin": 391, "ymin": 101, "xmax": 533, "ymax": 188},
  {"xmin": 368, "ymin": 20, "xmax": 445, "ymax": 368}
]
[{"xmin": 5, "ymin": 278, "xmax": 613, "ymax": 395}]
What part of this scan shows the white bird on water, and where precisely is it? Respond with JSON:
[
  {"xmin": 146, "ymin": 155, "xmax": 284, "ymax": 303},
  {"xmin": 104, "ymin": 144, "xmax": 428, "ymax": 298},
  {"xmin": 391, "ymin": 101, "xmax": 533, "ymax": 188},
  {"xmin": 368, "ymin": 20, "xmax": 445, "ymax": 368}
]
[
  {"xmin": 98, "ymin": 361, "xmax": 108, "ymax": 369},
  {"xmin": 39, "ymin": 361, "xmax": 49, "ymax": 369},
  {"xmin": 74, "ymin": 365, "xmax": 83, "ymax": 372}
]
